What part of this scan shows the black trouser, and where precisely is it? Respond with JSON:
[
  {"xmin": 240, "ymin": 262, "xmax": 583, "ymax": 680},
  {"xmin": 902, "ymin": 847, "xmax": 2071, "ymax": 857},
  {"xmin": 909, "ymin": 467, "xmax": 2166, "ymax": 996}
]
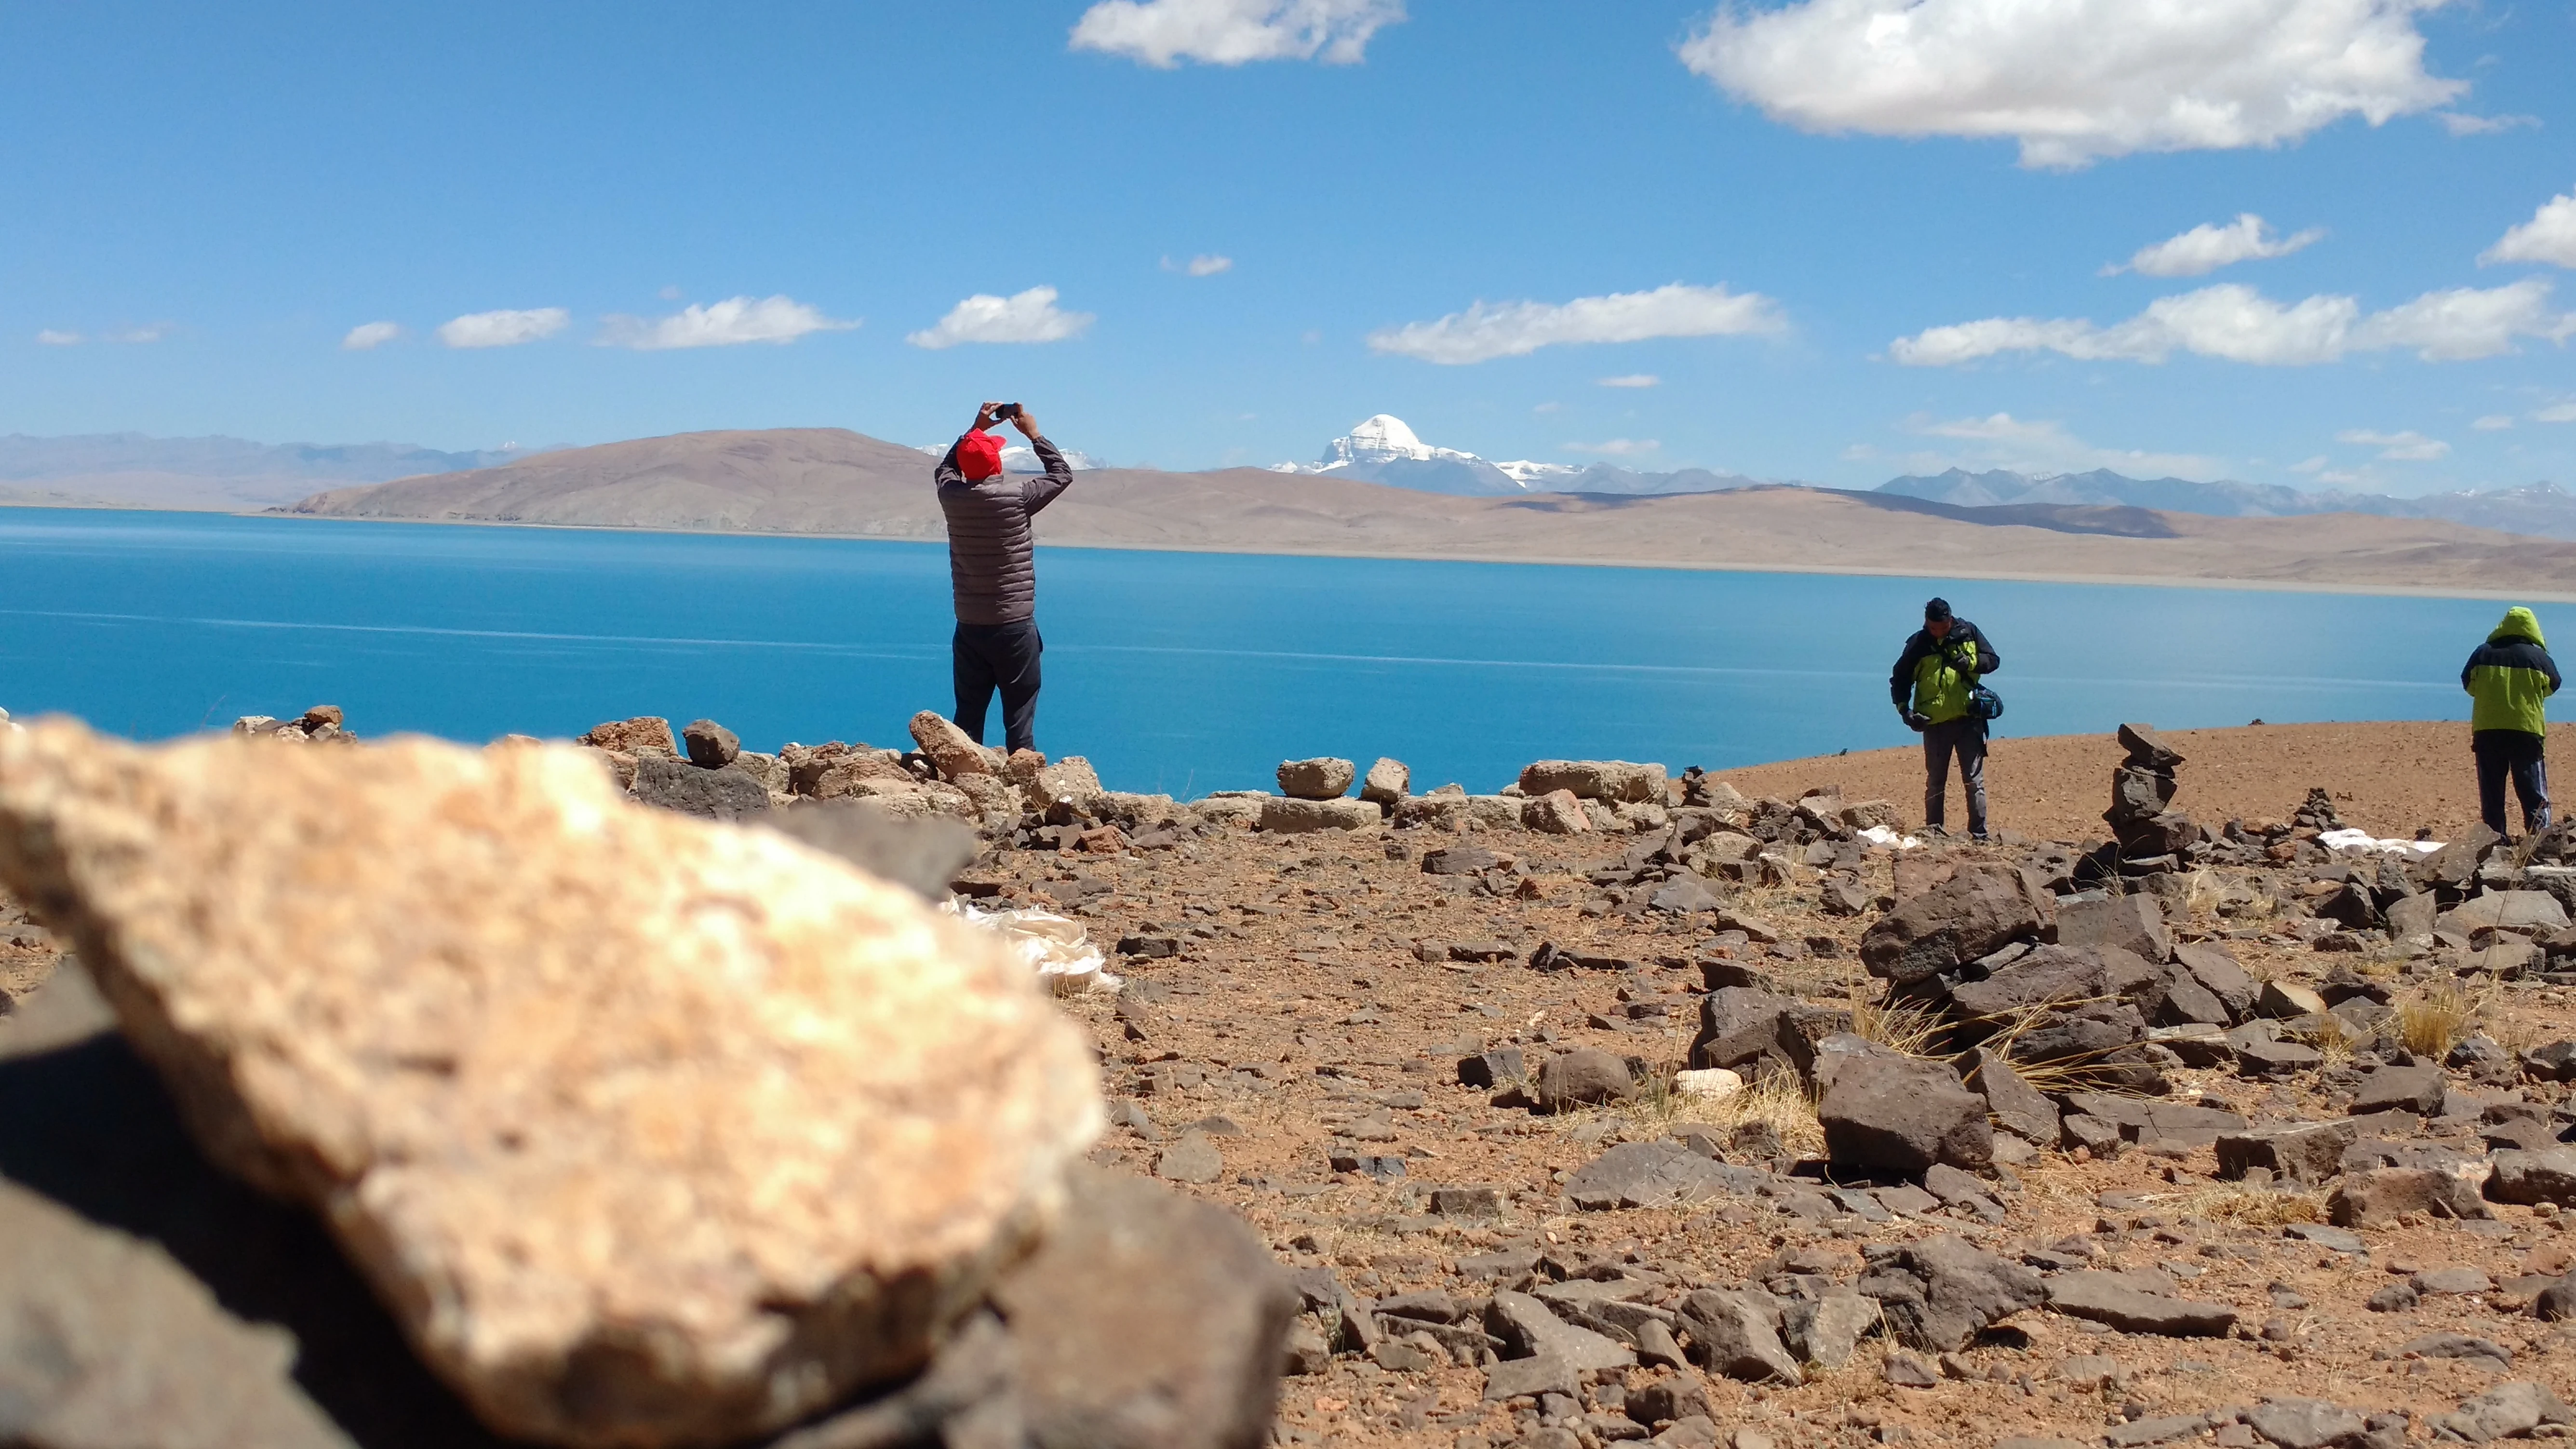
[
  {"xmin": 2473, "ymin": 728, "xmax": 2549, "ymax": 835},
  {"xmin": 1922, "ymin": 716, "xmax": 1988, "ymax": 836},
  {"xmin": 953, "ymin": 619, "xmax": 1043, "ymax": 756}
]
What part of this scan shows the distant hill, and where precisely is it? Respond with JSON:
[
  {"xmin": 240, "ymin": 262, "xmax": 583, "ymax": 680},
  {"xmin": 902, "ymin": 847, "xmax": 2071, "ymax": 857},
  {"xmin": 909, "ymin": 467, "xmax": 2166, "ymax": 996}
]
[
  {"xmin": 1880, "ymin": 467, "xmax": 2576, "ymax": 540},
  {"xmin": 283, "ymin": 425, "xmax": 2576, "ymax": 599},
  {"xmin": 0, "ymin": 432, "xmax": 534, "ymax": 510}
]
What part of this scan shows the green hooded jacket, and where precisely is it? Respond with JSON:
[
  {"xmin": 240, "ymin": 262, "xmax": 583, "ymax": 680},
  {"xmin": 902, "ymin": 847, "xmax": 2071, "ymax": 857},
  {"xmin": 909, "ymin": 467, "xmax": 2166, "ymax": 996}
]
[{"xmin": 2463, "ymin": 606, "xmax": 2562, "ymax": 736}]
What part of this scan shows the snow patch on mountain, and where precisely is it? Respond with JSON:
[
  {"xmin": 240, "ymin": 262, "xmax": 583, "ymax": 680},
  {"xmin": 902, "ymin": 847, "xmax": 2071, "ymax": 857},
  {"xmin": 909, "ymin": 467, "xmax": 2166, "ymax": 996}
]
[{"xmin": 1277, "ymin": 415, "xmax": 1756, "ymax": 498}]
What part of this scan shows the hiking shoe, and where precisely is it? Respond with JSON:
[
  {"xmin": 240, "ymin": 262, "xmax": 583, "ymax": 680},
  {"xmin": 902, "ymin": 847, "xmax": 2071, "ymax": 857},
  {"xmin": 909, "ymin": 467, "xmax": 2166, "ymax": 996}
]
[{"xmin": 1971, "ymin": 832, "xmax": 1991, "ymax": 845}]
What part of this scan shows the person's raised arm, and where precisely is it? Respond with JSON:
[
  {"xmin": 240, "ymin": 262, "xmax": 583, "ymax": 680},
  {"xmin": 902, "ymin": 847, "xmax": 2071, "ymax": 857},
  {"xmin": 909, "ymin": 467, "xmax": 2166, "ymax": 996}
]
[{"xmin": 1011, "ymin": 409, "xmax": 1075, "ymax": 513}]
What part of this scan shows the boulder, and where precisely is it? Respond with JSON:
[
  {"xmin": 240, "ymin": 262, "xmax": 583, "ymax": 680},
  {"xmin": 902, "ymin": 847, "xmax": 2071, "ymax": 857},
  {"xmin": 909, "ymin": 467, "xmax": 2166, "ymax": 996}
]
[
  {"xmin": 2045, "ymin": 1273, "xmax": 2235, "ymax": 1336},
  {"xmin": 2330, "ymin": 1167, "xmax": 2494, "ymax": 1228},
  {"xmin": 1855, "ymin": 1234, "xmax": 2046, "ymax": 1352},
  {"xmin": 1562, "ymin": 1141, "xmax": 1765, "ymax": 1211},
  {"xmin": 680, "ymin": 718, "xmax": 741, "ymax": 768},
  {"xmin": 1029, "ymin": 756, "xmax": 1106, "ymax": 818},
  {"xmin": 629, "ymin": 753, "xmax": 772, "ymax": 820},
  {"xmin": 0, "ymin": 720, "xmax": 1103, "ymax": 1449},
  {"xmin": 2432, "ymin": 1382, "xmax": 2576, "ymax": 1444},
  {"xmin": 1257, "ymin": 797, "xmax": 1379, "ymax": 834},
  {"xmin": 1964, "ymin": 1049, "xmax": 2059, "ymax": 1145},
  {"xmin": 1359, "ymin": 758, "xmax": 1409, "ymax": 806},
  {"xmin": 1818, "ymin": 1053, "xmax": 1992, "ymax": 1179},
  {"xmin": 1517, "ymin": 760, "xmax": 1669, "ymax": 804},
  {"xmin": 1536, "ymin": 1048, "xmax": 1635, "ymax": 1110},
  {"xmin": 579, "ymin": 716, "xmax": 679, "ymax": 757},
  {"xmin": 2439, "ymin": 889, "xmax": 2571, "ymax": 938},
  {"xmin": 1673, "ymin": 1289, "xmax": 1801, "ymax": 1384},
  {"xmin": 2349, "ymin": 1063, "xmax": 2447, "ymax": 1115},
  {"xmin": 1521, "ymin": 790, "xmax": 1592, "ymax": 834},
  {"xmin": 2172, "ymin": 941, "xmax": 2257, "ymax": 1021},
  {"xmin": 1687, "ymin": 987, "xmax": 1801, "ymax": 1073},
  {"xmin": 1483, "ymin": 1291, "xmax": 1634, "ymax": 1373},
  {"xmin": 2485, "ymin": 1147, "xmax": 2576, "ymax": 1206},
  {"xmin": 2056, "ymin": 893, "xmax": 2172, "ymax": 964},
  {"xmin": 1779, "ymin": 1288, "xmax": 1876, "ymax": 1370},
  {"xmin": 2215, "ymin": 1120, "xmax": 2358, "ymax": 1186},
  {"xmin": 1948, "ymin": 944, "xmax": 2118, "ymax": 1021},
  {"xmin": 1859, "ymin": 862, "xmax": 2047, "ymax": 985},
  {"xmin": 909, "ymin": 710, "xmax": 999, "ymax": 778},
  {"xmin": 1275, "ymin": 758, "xmax": 1356, "ymax": 800}
]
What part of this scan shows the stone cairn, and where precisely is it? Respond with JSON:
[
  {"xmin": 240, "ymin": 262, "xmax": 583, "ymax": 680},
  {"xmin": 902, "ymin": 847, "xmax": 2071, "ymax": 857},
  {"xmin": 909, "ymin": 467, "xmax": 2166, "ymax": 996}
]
[{"xmin": 2096, "ymin": 722, "xmax": 2197, "ymax": 881}]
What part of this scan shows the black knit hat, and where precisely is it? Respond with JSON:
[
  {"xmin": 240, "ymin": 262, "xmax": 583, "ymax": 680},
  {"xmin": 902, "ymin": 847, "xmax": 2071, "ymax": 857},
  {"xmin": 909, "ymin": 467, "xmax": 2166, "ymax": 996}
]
[{"xmin": 1924, "ymin": 597, "xmax": 1953, "ymax": 622}]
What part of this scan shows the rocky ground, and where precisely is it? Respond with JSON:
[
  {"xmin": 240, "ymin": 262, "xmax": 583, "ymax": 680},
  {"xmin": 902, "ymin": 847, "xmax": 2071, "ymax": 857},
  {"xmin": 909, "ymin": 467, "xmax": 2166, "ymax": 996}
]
[{"xmin": 7, "ymin": 709, "xmax": 2576, "ymax": 1449}]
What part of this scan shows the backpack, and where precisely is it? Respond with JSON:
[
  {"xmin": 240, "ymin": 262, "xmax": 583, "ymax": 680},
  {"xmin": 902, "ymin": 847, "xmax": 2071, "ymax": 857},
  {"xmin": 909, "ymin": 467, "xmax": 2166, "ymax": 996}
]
[{"xmin": 1969, "ymin": 684, "xmax": 2004, "ymax": 722}]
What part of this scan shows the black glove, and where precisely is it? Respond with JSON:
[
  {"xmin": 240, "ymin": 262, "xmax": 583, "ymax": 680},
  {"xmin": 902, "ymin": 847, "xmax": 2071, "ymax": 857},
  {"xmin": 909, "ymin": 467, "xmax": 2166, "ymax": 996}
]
[{"xmin": 1902, "ymin": 710, "xmax": 1930, "ymax": 732}]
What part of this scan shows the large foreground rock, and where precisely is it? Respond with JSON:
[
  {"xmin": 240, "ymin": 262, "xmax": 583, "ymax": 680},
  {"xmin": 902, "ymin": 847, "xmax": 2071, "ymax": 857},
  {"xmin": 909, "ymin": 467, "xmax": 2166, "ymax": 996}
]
[
  {"xmin": 0, "ymin": 1176, "xmax": 354, "ymax": 1448},
  {"xmin": 0, "ymin": 721, "xmax": 1103, "ymax": 1449},
  {"xmin": 1818, "ymin": 1052, "xmax": 1993, "ymax": 1179},
  {"xmin": 1859, "ymin": 862, "xmax": 2047, "ymax": 985},
  {"xmin": 1856, "ymin": 1234, "xmax": 2045, "ymax": 1352}
]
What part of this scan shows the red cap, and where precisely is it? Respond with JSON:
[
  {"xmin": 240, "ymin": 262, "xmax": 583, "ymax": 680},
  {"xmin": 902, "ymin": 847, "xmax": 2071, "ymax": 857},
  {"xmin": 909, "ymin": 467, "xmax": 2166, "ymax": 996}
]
[{"xmin": 956, "ymin": 429, "xmax": 1005, "ymax": 481}]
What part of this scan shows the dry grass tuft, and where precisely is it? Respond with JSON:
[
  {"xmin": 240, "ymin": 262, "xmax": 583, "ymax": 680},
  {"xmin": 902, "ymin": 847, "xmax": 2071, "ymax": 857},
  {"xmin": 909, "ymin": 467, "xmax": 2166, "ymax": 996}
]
[
  {"xmin": 2294, "ymin": 1010, "xmax": 2358, "ymax": 1067},
  {"xmin": 2173, "ymin": 1182, "xmax": 2326, "ymax": 1226},
  {"xmin": 1654, "ymin": 1072, "xmax": 1825, "ymax": 1157},
  {"xmin": 2397, "ymin": 983, "xmax": 2477, "ymax": 1059}
]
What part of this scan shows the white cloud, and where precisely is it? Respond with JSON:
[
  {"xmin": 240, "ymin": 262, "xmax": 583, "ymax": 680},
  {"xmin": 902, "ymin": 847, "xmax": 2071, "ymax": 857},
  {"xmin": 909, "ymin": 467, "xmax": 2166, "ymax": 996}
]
[
  {"xmin": 1163, "ymin": 254, "xmax": 1234, "ymax": 276},
  {"xmin": 2537, "ymin": 402, "xmax": 2576, "ymax": 424},
  {"xmin": 1597, "ymin": 374, "xmax": 1662, "ymax": 388},
  {"xmin": 905, "ymin": 287, "xmax": 1094, "ymax": 349},
  {"xmin": 599, "ymin": 295, "xmax": 858, "ymax": 350},
  {"xmin": 2336, "ymin": 427, "xmax": 2449, "ymax": 460},
  {"xmin": 1368, "ymin": 283, "xmax": 1784, "ymax": 365},
  {"xmin": 2439, "ymin": 112, "xmax": 2538, "ymax": 136},
  {"xmin": 2483, "ymin": 188, "xmax": 2576, "ymax": 269},
  {"xmin": 342, "ymin": 321, "xmax": 402, "ymax": 351},
  {"xmin": 1564, "ymin": 438, "xmax": 1660, "ymax": 456},
  {"xmin": 2290, "ymin": 455, "xmax": 2329, "ymax": 473},
  {"xmin": 103, "ymin": 325, "xmax": 164, "ymax": 344},
  {"xmin": 1072, "ymin": 0, "xmax": 1402, "ymax": 67},
  {"xmin": 2107, "ymin": 214, "xmax": 2324, "ymax": 277},
  {"xmin": 34, "ymin": 329, "xmax": 80, "ymax": 346},
  {"xmin": 657, "ymin": 284, "xmax": 683, "ymax": 300},
  {"xmin": 1680, "ymin": 0, "xmax": 2465, "ymax": 169},
  {"xmin": 436, "ymin": 308, "xmax": 570, "ymax": 349},
  {"xmin": 1906, "ymin": 410, "xmax": 2225, "ymax": 478},
  {"xmin": 2473, "ymin": 415, "xmax": 2515, "ymax": 430},
  {"xmin": 1892, "ymin": 279, "xmax": 2576, "ymax": 367}
]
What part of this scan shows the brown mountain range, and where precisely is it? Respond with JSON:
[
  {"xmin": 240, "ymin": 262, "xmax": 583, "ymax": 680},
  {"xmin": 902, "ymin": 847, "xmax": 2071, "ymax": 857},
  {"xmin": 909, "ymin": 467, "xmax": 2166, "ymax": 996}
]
[{"xmin": 287, "ymin": 426, "xmax": 2576, "ymax": 599}]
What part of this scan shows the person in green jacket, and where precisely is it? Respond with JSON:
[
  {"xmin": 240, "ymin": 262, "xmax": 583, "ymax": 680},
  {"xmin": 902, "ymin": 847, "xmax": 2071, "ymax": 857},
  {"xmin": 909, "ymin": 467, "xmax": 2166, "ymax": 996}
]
[
  {"xmin": 1889, "ymin": 597, "xmax": 2001, "ymax": 842},
  {"xmin": 2462, "ymin": 605, "xmax": 2562, "ymax": 836}
]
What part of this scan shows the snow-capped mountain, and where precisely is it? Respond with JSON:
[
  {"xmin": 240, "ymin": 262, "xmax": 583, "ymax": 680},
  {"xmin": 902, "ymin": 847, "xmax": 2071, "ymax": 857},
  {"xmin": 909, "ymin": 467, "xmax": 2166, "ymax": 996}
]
[
  {"xmin": 1277, "ymin": 415, "xmax": 1759, "ymax": 498},
  {"xmin": 911, "ymin": 441, "xmax": 1107, "ymax": 472}
]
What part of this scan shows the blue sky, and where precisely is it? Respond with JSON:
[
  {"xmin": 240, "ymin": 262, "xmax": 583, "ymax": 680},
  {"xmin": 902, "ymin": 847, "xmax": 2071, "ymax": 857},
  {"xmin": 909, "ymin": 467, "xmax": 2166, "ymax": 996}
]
[{"xmin": 5, "ymin": 0, "xmax": 2574, "ymax": 495}]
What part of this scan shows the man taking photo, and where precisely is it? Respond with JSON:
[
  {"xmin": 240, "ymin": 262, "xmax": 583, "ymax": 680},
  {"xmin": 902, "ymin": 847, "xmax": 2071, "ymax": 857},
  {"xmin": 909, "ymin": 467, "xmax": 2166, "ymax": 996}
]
[
  {"xmin": 1890, "ymin": 597, "xmax": 2001, "ymax": 843},
  {"xmin": 934, "ymin": 401, "xmax": 1073, "ymax": 756}
]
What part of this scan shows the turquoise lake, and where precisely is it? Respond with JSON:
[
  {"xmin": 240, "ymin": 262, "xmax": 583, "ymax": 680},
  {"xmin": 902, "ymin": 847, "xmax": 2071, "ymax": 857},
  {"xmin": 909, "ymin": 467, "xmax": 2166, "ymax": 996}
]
[{"xmin": 0, "ymin": 507, "xmax": 2518, "ymax": 796}]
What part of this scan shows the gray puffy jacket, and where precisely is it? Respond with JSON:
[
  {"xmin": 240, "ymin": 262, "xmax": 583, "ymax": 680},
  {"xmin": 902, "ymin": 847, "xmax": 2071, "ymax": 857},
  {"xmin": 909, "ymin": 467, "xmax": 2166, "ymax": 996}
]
[{"xmin": 935, "ymin": 433, "xmax": 1073, "ymax": 625}]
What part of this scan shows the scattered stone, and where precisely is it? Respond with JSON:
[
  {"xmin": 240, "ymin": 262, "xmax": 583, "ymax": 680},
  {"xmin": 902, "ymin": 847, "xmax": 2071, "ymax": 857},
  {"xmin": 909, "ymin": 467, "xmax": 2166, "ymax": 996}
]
[
  {"xmin": 1856, "ymin": 1234, "xmax": 2047, "ymax": 1352},
  {"xmin": 2367, "ymin": 1283, "xmax": 2419, "ymax": 1313},
  {"xmin": 1623, "ymin": 1378, "xmax": 1715, "ymax": 1429},
  {"xmin": 1859, "ymin": 862, "xmax": 2047, "ymax": 985},
  {"xmin": 0, "ymin": 720, "xmax": 1103, "ymax": 1448},
  {"xmin": 1522, "ymin": 790, "xmax": 1593, "ymax": 835},
  {"xmin": 1485, "ymin": 1291, "xmax": 1635, "ymax": 1373},
  {"xmin": 1422, "ymin": 845, "xmax": 1505, "ymax": 875},
  {"xmin": 1360, "ymin": 757, "xmax": 1409, "ymax": 806},
  {"xmin": 1780, "ymin": 1288, "xmax": 1876, "ymax": 1370},
  {"xmin": 2331, "ymin": 1167, "xmax": 2495, "ymax": 1227},
  {"xmin": 910, "ymin": 710, "xmax": 997, "ymax": 778},
  {"xmin": 630, "ymin": 752, "xmax": 773, "ymax": 820},
  {"xmin": 1562, "ymin": 1140, "xmax": 1762, "ymax": 1211},
  {"xmin": 2415, "ymin": 1267, "xmax": 2493, "ymax": 1295},
  {"xmin": 1674, "ymin": 1289, "xmax": 1801, "ymax": 1384},
  {"xmin": 1518, "ymin": 761, "xmax": 1669, "ymax": 804},
  {"xmin": 2108, "ymin": 1416, "xmax": 2212, "ymax": 1448},
  {"xmin": 2257, "ymin": 980, "xmax": 2329, "ymax": 1020},
  {"xmin": 1482, "ymin": 1353, "xmax": 1579, "ymax": 1403},
  {"xmin": 579, "ymin": 715, "xmax": 679, "ymax": 756},
  {"xmin": 1429, "ymin": 1186, "xmax": 1503, "ymax": 1218},
  {"xmin": 2058, "ymin": 893, "xmax": 2173, "ymax": 964},
  {"xmin": 2217, "ymin": 1120, "xmax": 2359, "ymax": 1186},
  {"xmin": 1157, "ymin": 1130, "xmax": 1224, "ymax": 1184},
  {"xmin": 2349, "ymin": 1063, "xmax": 2447, "ymax": 1115},
  {"xmin": 2440, "ymin": 890, "xmax": 2571, "ymax": 937},
  {"xmin": 1965, "ymin": 1049, "xmax": 2061, "ymax": 1145},
  {"xmin": 2242, "ymin": 1398, "xmax": 2368, "ymax": 1449},
  {"xmin": 2401, "ymin": 1331, "xmax": 2515, "ymax": 1371},
  {"xmin": 2487, "ymin": 1148, "xmax": 2576, "ymax": 1206},
  {"xmin": 2432, "ymin": 1382, "xmax": 2576, "ymax": 1443},
  {"xmin": 1259, "ymin": 797, "xmax": 1380, "ymax": 833},
  {"xmin": 1818, "ymin": 1052, "xmax": 1993, "ymax": 1179},
  {"xmin": 2046, "ymin": 1273, "xmax": 2236, "ymax": 1336},
  {"xmin": 1537, "ymin": 1048, "xmax": 1636, "ymax": 1111},
  {"xmin": 1277, "ymin": 758, "xmax": 1356, "ymax": 800},
  {"xmin": 1881, "ymin": 1351, "xmax": 1940, "ymax": 1388},
  {"xmin": 680, "ymin": 717, "xmax": 741, "ymax": 768}
]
